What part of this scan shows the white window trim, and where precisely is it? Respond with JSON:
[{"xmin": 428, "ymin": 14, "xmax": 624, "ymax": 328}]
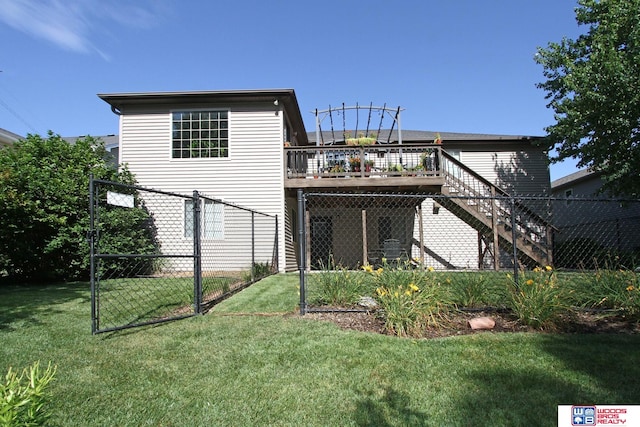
[{"xmin": 170, "ymin": 109, "xmax": 231, "ymax": 160}]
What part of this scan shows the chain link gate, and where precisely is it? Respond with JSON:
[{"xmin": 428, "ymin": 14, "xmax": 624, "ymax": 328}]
[
  {"xmin": 297, "ymin": 191, "xmax": 640, "ymax": 314},
  {"xmin": 89, "ymin": 178, "xmax": 278, "ymax": 333}
]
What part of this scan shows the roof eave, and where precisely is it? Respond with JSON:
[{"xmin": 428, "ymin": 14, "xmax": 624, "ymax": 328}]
[{"xmin": 98, "ymin": 89, "xmax": 308, "ymax": 145}]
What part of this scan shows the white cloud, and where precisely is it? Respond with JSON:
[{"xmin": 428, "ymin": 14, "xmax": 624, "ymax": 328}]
[{"xmin": 0, "ymin": 0, "xmax": 165, "ymax": 58}]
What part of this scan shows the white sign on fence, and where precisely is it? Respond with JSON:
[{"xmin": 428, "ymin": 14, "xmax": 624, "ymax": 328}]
[{"xmin": 106, "ymin": 191, "xmax": 135, "ymax": 208}]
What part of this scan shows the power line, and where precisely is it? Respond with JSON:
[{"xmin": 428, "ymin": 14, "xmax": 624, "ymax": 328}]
[{"xmin": 0, "ymin": 72, "xmax": 40, "ymax": 134}]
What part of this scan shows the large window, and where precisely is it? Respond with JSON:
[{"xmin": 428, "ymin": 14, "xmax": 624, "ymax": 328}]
[
  {"xmin": 172, "ymin": 111, "xmax": 228, "ymax": 158},
  {"xmin": 184, "ymin": 199, "xmax": 225, "ymax": 239}
]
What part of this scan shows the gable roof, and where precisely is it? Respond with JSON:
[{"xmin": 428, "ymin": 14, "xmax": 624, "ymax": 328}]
[
  {"xmin": 550, "ymin": 168, "xmax": 602, "ymax": 191},
  {"xmin": 98, "ymin": 89, "xmax": 308, "ymax": 145},
  {"xmin": 63, "ymin": 134, "xmax": 119, "ymax": 149},
  {"xmin": 0, "ymin": 128, "xmax": 23, "ymax": 147},
  {"xmin": 308, "ymin": 129, "xmax": 542, "ymax": 145}
]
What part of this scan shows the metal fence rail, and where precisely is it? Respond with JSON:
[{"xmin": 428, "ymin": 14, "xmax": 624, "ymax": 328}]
[
  {"xmin": 89, "ymin": 178, "xmax": 278, "ymax": 333},
  {"xmin": 297, "ymin": 191, "xmax": 640, "ymax": 314}
]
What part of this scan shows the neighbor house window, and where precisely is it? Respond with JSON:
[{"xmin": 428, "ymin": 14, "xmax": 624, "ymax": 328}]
[
  {"xmin": 565, "ymin": 189, "xmax": 573, "ymax": 205},
  {"xmin": 172, "ymin": 111, "xmax": 228, "ymax": 158},
  {"xmin": 184, "ymin": 199, "xmax": 225, "ymax": 239}
]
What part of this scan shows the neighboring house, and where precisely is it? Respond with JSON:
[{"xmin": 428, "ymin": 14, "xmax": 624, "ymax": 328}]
[
  {"xmin": 98, "ymin": 89, "xmax": 553, "ymax": 273},
  {"xmin": 551, "ymin": 168, "xmax": 604, "ymax": 200},
  {"xmin": 0, "ymin": 128, "xmax": 22, "ymax": 148},
  {"xmin": 551, "ymin": 169, "xmax": 640, "ymax": 265},
  {"xmin": 63, "ymin": 134, "xmax": 119, "ymax": 166}
]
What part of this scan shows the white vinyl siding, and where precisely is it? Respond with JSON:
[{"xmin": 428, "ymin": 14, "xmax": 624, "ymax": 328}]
[
  {"xmin": 119, "ymin": 104, "xmax": 286, "ymax": 272},
  {"xmin": 458, "ymin": 147, "xmax": 550, "ymax": 196}
]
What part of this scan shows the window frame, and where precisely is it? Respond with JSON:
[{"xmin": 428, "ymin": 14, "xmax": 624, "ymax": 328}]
[
  {"xmin": 171, "ymin": 109, "xmax": 229, "ymax": 159},
  {"xmin": 565, "ymin": 188, "xmax": 573, "ymax": 205}
]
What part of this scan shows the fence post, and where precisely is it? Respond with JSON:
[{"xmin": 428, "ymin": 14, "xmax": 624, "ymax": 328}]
[
  {"xmin": 297, "ymin": 189, "xmax": 307, "ymax": 315},
  {"xmin": 89, "ymin": 174, "xmax": 98, "ymax": 334},
  {"xmin": 510, "ymin": 196, "xmax": 519, "ymax": 288},
  {"xmin": 361, "ymin": 209, "xmax": 368, "ymax": 265},
  {"xmin": 274, "ymin": 215, "xmax": 279, "ymax": 272},
  {"xmin": 193, "ymin": 191, "xmax": 202, "ymax": 314},
  {"xmin": 251, "ymin": 211, "xmax": 255, "ymax": 281}
]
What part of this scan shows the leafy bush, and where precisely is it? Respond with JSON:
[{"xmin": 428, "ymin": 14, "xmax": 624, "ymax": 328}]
[
  {"xmin": 366, "ymin": 261, "xmax": 451, "ymax": 336},
  {"xmin": 506, "ymin": 266, "xmax": 568, "ymax": 330},
  {"xmin": 0, "ymin": 361, "xmax": 57, "ymax": 426},
  {"xmin": 0, "ymin": 133, "xmax": 160, "ymax": 282}
]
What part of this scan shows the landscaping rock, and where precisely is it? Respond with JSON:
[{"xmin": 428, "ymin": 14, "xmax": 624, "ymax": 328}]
[
  {"xmin": 357, "ymin": 296, "xmax": 378, "ymax": 310},
  {"xmin": 468, "ymin": 317, "xmax": 496, "ymax": 330}
]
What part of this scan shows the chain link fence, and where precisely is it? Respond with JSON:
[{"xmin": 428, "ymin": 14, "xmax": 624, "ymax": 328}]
[
  {"xmin": 297, "ymin": 192, "xmax": 640, "ymax": 313},
  {"xmin": 89, "ymin": 178, "xmax": 277, "ymax": 333}
]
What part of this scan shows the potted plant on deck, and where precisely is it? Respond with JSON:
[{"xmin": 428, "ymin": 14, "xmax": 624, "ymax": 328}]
[
  {"xmin": 346, "ymin": 132, "xmax": 377, "ymax": 146},
  {"xmin": 349, "ymin": 157, "xmax": 375, "ymax": 173}
]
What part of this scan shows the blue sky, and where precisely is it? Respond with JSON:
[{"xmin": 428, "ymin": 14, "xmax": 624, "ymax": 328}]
[{"xmin": 0, "ymin": 0, "xmax": 583, "ymax": 180}]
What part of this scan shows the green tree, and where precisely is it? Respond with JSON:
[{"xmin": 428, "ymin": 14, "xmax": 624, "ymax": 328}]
[
  {"xmin": 0, "ymin": 132, "xmax": 159, "ymax": 282},
  {"xmin": 535, "ymin": 0, "xmax": 640, "ymax": 196}
]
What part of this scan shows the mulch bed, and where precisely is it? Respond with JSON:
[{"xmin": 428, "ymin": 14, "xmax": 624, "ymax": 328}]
[{"xmin": 301, "ymin": 308, "xmax": 640, "ymax": 339}]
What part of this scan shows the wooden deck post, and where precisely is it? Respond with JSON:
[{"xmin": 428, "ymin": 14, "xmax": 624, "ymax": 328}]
[
  {"xmin": 417, "ymin": 205, "xmax": 425, "ymax": 269},
  {"xmin": 305, "ymin": 210, "xmax": 311, "ymax": 272}
]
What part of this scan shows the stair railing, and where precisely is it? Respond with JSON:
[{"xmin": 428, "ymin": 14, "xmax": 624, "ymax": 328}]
[{"xmin": 439, "ymin": 150, "xmax": 554, "ymax": 263}]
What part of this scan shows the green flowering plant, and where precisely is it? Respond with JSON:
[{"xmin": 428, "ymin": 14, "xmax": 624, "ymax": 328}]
[
  {"xmin": 577, "ymin": 266, "xmax": 640, "ymax": 320},
  {"xmin": 364, "ymin": 261, "xmax": 451, "ymax": 336},
  {"xmin": 307, "ymin": 256, "xmax": 372, "ymax": 307},
  {"xmin": 506, "ymin": 266, "xmax": 568, "ymax": 330},
  {"xmin": 0, "ymin": 361, "xmax": 57, "ymax": 426}
]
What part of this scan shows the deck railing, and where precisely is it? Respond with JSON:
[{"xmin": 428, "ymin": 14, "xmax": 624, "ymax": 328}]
[{"xmin": 285, "ymin": 144, "xmax": 443, "ymax": 179}]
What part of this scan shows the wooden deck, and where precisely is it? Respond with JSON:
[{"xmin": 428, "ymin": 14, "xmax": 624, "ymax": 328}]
[{"xmin": 284, "ymin": 144, "xmax": 445, "ymax": 193}]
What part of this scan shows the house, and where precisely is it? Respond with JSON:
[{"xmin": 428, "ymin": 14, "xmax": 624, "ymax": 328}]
[
  {"xmin": 0, "ymin": 128, "xmax": 22, "ymax": 148},
  {"xmin": 98, "ymin": 89, "xmax": 553, "ymax": 273},
  {"xmin": 63, "ymin": 134, "xmax": 119, "ymax": 165},
  {"xmin": 551, "ymin": 169, "xmax": 640, "ymax": 267},
  {"xmin": 551, "ymin": 168, "xmax": 604, "ymax": 199}
]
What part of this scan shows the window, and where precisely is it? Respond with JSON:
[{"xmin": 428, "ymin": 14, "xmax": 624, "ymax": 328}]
[
  {"xmin": 184, "ymin": 199, "xmax": 224, "ymax": 239},
  {"xmin": 172, "ymin": 111, "xmax": 228, "ymax": 158},
  {"xmin": 203, "ymin": 200, "xmax": 224, "ymax": 239},
  {"xmin": 565, "ymin": 188, "xmax": 573, "ymax": 205}
]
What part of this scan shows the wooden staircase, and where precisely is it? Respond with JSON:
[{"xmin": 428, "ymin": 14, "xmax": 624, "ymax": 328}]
[{"xmin": 438, "ymin": 151, "xmax": 553, "ymax": 268}]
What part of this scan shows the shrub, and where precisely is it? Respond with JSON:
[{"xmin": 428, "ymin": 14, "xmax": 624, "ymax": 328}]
[
  {"xmin": 506, "ymin": 266, "xmax": 568, "ymax": 330},
  {"xmin": 0, "ymin": 133, "xmax": 159, "ymax": 282},
  {"xmin": 0, "ymin": 361, "xmax": 57, "ymax": 426}
]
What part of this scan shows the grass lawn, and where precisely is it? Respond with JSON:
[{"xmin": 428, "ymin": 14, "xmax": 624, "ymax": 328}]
[{"xmin": 1, "ymin": 274, "xmax": 639, "ymax": 426}]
